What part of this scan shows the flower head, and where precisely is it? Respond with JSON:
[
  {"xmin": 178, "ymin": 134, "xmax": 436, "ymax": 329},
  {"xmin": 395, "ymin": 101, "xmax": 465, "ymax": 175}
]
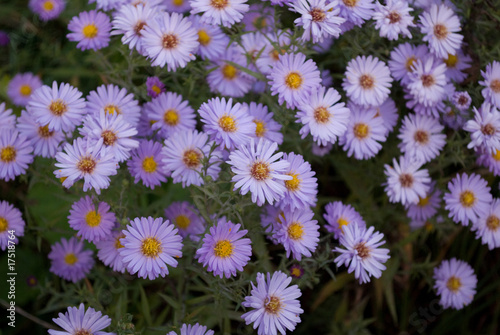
[
  {"xmin": 48, "ymin": 237, "xmax": 94, "ymax": 283},
  {"xmin": 276, "ymin": 208, "xmax": 319, "ymax": 261},
  {"xmin": 29, "ymin": 0, "xmax": 65, "ymax": 21},
  {"xmin": 68, "ymin": 196, "xmax": 116, "ymax": 243},
  {"xmin": 167, "ymin": 323, "xmax": 214, "ymax": 335},
  {"xmin": 67, "ymin": 10, "xmax": 112, "ymax": 51},
  {"xmin": 292, "ymin": 0, "xmax": 345, "ymax": 43},
  {"xmin": 16, "ymin": 111, "xmax": 65, "ymax": 158},
  {"xmin": 190, "ymin": 0, "xmax": 249, "ymax": 27},
  {"xmin": 0, "ymin": 129, "xmax": 34, "ymax": 182},
  {"xmin": 95, "ymin": 229, "xmax": 127, "ymax": 273},
  {"xmin": 246, "ymin": 102, "xmax": 283, "ymax": 144},
  {"xmin": 7, "ymin": 72, "xmax": 43, "ymax": 107},
  {"xmin": 0, "ymin": 201, "xmax": 25, "ymax": 251},
  {"xmin": 433, "ymin": 258, "xmax": 477, "ymax": 310},
  {"xmin": 164, "ymin": 201, "xmax": 205, "ymax": 241},
  {"xmin": 111, "ymin": 3, "xmax": 156, "ymax": 53},
  {"xmin": 189, "ymin": 14, "xmax": 229, "ymax": 60},
  {"xmin": 323, "ymin": 201, "xmax": 366, "ymax": 239},
  {"xmin": 464, "ymin": 103, "xmax": 500, "ymax": 153},
  {"xmin": 146, "ymin": 76, "xmax": 165, "ymax": 98},
  {"xmin": 127, "ymin": 140, "xmax": 169, "ymax": 189},
  {"xmin": 480, "ymin": 61, "xmax": 500, "ymax": 109},
  {"xmin": 373, "ymin": 0, "xmax": 415, "ymax": 41},
  {"xmin": 48, "ymin": 303, "xmax": 114, "ymax": 335}
]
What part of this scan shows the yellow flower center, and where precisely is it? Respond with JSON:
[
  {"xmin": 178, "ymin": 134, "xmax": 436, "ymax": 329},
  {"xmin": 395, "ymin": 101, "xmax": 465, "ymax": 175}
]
[
  {"xmin": 418, "ymin": 195, "xmax": 430, "ymax": 207},
  {"xmin": 114, "ymin": 233, "xmax": 125, "ymax": 249},
  {"xmin": 38, "ymin": 125, "xmax": 54, "ymax": 138},
  {"xmin": 175, "ymin": 215, "xmax": 190, "ymax": 230},
  {"xmin": 405, "ymin": 56, "xmax": 416, "ymax": 72},
  {"xmin": 446, "ymin": 276, "xmax": 461, "ymax": 292},
  {"xmin": 459, "ymin": 190, "xmax": 475, "ymax": 208},
  {"xmin": 198, "ymin": 29, "xmax": 211, "ymax": 46},
  {"xmin": 142, "ymin": 156, "xmax": 157, "ymax": 173},
  {"xmin": 337, "ymin": 217, "xmax": 349, "ymax": 229},
  {"xmin": 285, "ymin": 173, "xmax": 301, "ymax": 191},
  {"xmin": 64, "ymin": 253, "xmax": 78, "ymax": 265},
  {"xmin": 213, "ymin": 240, "xmax": 233, "ymax": 258},
  {"xmin": 253, "ymin": 16, "xmax": 267, "ymax": 30},
  {"xmin": 164, "ymin": 109, "xmax": 179, "ymax": 126},
  {"xmin": 218, "ymin": 115, "xmax": 237, "ymax": 132},
  {"xmin": 0, "ymin": 217, "xmax": 8, "ymax": 232},
  {"xmin": 43, "ymin": 0, "xmax": 54, "ymax": 11},
  {"xmin": 77, "ymin": 157, "xmax": 97, "ymax": 174},
  {"xmin": 264, "ymin": 296, "xmax": 281, "ymax": 314},
  {"xmin": 251, "ymin": 161, "xmax": 270, "ymax": 180},
  {"xmin": 104, "ymin": 104, "xmax": 121, "ymax": 115},
  {"xmin": 82, "ymin": 24, "xmax": 98, "ymax": 39},
  {"xmin": 210, "ymin": 0, "xmax": 228, "ymax": 9},
  {"xmin": 287, "ymin": 222, "xmax": 304, "ymax": 240},
  {"xmin": 49, "ymin": 99, "xmax": 67, "ymax": 116},
  {"xmin": 173, "ymin": 0, "xmax": 183, "ymax": 6},
  {"xmin": 101, "ymin": 130, "xmax": 117, "ymax": 146},
  {"xmin": 343, "ymin": 0, "xmax": 358, "ymax": 6},
  {"xmin": 492, "ymin": 150, "xmax": 500, "ymax": 161},
  {"xmin": 19, "ymin": 84, "xmax": 32, "ymax": 96},
  {"xmin": 314, "ymin": 107, "xmax": 330, "ymax": 124},
  {"xmin": 152, "ymin": 85, "xmax": 162, "ymax": 95},
  {"xmin": 359, "ymin": 74, "xmax": 375, "ymax": 89},
  {"xmin": 444, "ymin": 53, "xmax": 458, "ymax": 67},
  {"xmin": 141, "ymin": 237, "xmax": 162, "ymax": 258},
  {"xmin": 253, "ymin": 120, "xmax": 266, "ymax": 137},
  {"xmin": 353, "ymin": 123, "xmax": 369, "ymax": 139},
  {"xmin": 183, "ymin": 149, "xmax": 201, "ymax": 168},
  {"xmin": 1, "ymin": 146, "xmax": 16, "ymax": 163},
  {"xmin": 222, "ymin": 64, "xmax": 238, "ymax": 80},
  {"xmin": 285, "ymin": 72, "xmax": 303, "ymax": 89},
  {"xmin": 486, "ymin": 215, "xmax": 500, "ymax": 231},
  {"xmin": 85, "ymin": 211, "xmax": 101, "ymax": 227},
  {"xmin": 291, "ymin": 267, "xmax": 302, "ymax": 278}
]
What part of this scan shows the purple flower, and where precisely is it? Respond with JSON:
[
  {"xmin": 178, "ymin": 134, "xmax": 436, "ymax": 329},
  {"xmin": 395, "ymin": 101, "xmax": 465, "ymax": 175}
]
[
  {"xmin": 112, "ymin": 4, "xmax": 156, "ymax": 53},
  {"xmin": 289, "ymin": 264, "xmax": 304, "ymax": 279},
  {"xmin": 433, "ymin": 258, "xmax": 477, "ymax": 310},
  {"xmin": 0, "ymin": 103, "xmax": 16, "ymax": 131},
  {"xmin": 95, "ymin": 229, "xmax": 126, "ymax": 273},
  {"xmin": 292, "ymin": 0, "xmax": 345, "ymax": 43},
  {"xmin": 127, "ymin": 139, "xmax": 168, "ymax": 189},
  {"xmin": 48, "ymin": 237, "xmax": 94, "ymax": 283},
  {"xmin": 464, "ymin": 103, "xmax": 500, "ymax": 153},
  {"xmin": 241, "ymin": 3, "xmax": 275, "ymax": 32},
  {"xmin": 407, "ymin": 56, "xmax": 447, "ymax": 107},
  {"xmin": 29, "ymin": 0, "xmax": 65, "ymax": 21},
  {"xmin": 190, "ymin": 0, "xmax": 249, "ymax": 27},
  {"xmin": 443, "ymin": 49, "xmax": 471, "ymax": 83},
  {"xmin": 323, "ymin": 201, "xmax": 366, "ymax": 240},
  {"xmin": 476, "ymin": 146, "xmax": 500, "ymax": 177},
  {"xmin": 48, "ymin": 303, "xmax": 114, "ymax": 335},
  {"xmin": 119, "ymin": 217, "xmax": 183, "ymax": 280},
  {"xmin": 245, "ymin": 102, "xmax": 283, "ymax": 144},
  {"xmin": 196, "ymin": 218, "xmax": 252, "ymax": 278},
  {"xmin": 388, "ymin": 42, "xmax": 429, "ymax": 85},
  {"xmin": 189, "ymin": 14, "xmax": 230, "ymax": 60},
  {"xmin": 167, "ymin": 323, "xmax": 214, "ymax": 335},
  {"xmin": 337, "ymin": 0, "xmax": 374, "ymax": 26},
  {"xmin": 145, "ymin": 76, "xmax": 165, "ymax": 98},
  {"xmin": 406, "ymin": 182, "xmax": 442, "ymax": 221},
  {"xmin": 67, "ymin": 10, "xmax": 112, "ymax": 51},
  {"xmin": 452, "ymin": 91, "xmax": 471, "ymax": 111},
  {"xmin": 479, "ymin": 61, "xmax": 500, "ymax": 109},
  {"xmin": 471, "ymin": 198, "xmax": 500, "ymax": 250},
  {"xmin": 164, "ymin": 0, "xmax": 192, "ymax": 13},
  {"xmin": 334, "ymin": 224, "xmax": 390, "ymax": 284},
  {"xmin": 241, "ymin": 271, "xmax": 304, "ymax": 335},
  {"xmin": 312, "ymin": 142, "xmax": 332, "ymax": 156},
  {"xmin": 255, "ymin": 30, "xmax": 292, "ymax": 75},
  {"xmin": 164, "ymin": 201, "xmax": 205, "ymax": 241},
  {"xmin": 375, "ymin": 97, "xmax": 399, "ymax": 136},
  {"xmin": 0, "ymin": 130, "xmax": 34, "ymax": 182},
  {"xmin": 0, "ymin": 201, "xmax": 25, "ymax": 251},
  {"xmin": 7, "ymin": 72, "xmax": 43, "ymax": 107},
  {"xmin": 373, "ymin": 0, "xmax": 415, "ymax": 41}
]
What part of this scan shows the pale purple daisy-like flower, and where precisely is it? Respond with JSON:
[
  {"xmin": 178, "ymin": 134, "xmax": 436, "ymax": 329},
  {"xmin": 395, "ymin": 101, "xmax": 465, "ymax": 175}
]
[
  {"xmin": 433, "ymin": 258, "xmax": 477, "ymax": 310},
  {"xmin": 479, "ymin": 61, "xmax": 500, "ymax": 109},
  {"xmin": 343, "ymin": 55, "xmax": 393, "ymax": 107},
  {"xmin": 198, "ymin": 97, "xmax": 255, "ymax": 150},
  {"xmin": 127, "ymin": 140, "xmax": 168, "ymax": 189},
  {"xmin": 337, "ymin": 0, "xmax": 374, "ymax": 26},
  {"xmin": 48, "ymin": 303, "xmax": 114, "ymax": 335},
  {"xmin": 373, "ymin": 0, "xmax": 415, "ymax": 41},
  {"xmin": 189, "ymin": 15, "xmax": 229, "ymax": 60},
  {"xmin": 334, "ymin": 224, "xmax": 390, "ymax": 284},
  {"xmin": 323, "ymin": 201, "xmax": 366, "ymax": 240},
  {"xmin": 54, "ymin": 137, "xmax": 118, "ymax": 194},
  {"xmin": 374, "ymin": 97, "xmax": 399, "ymax": 136},
  {"xmin": 397, "ymin": 113, "xmax": 446, "ymax": 163},
  {"xmin": 67, "ymin": 10, "xmax": 112, "ymax": 51},
  {"xmin": 444, "ymin": 173, "xmax": 492, "ymax": 226},
  {"xmin": 296, "ymin": 86, "xmax": 350, "ymax": 146},
  {"xmin": 48, "ymin": 237, "xmax": 94, "ymax": 283},
  {"xmin": 464, "ymin": 103, "xmax": 500, "ymax": 154},
  {"xmin": 419, "ymin": 4, "xmax": 463, "ymax": 58},
  {"xmin": 144, "ymin": 91, "xmax": 196, "ymax": 139},
  {"xmin": 0, "ymin": 201, "xmax": 25, "ymax": 251},
  {"xmin": 16, "ymin": 110, "xmax": 65, "ymax": 158},
  {"xmin": 384, "ymin": 155, "xmax": 431, "ymax": 206},
  {"xmin": 452, "ymin": 91, "xmax": 471, "ymax": 111},
  {"xmin": 406, "ymin": 182, "xmax": 441, "ymax": 221},
  {"xmin": 80, "ymin": 111, "xmax": 139, "ymax": 163},
  {"xmin": 471, "ymin": 198, "xmax": 500, "ymax": 250},
  {"xmin": 255, "ymin": 30, "xmax": 292, "ymax": 75},
  {"xmin": 86, "ymin": 84, "xmax": 141, "ymax": 127},
  {"xmin": 190, "ymin": 0, "xmax": 249, "ymax": 27},
  {"xmin": 407, "ymin": 56, "xmax": 447, "ymax": 107},
  {"xmin": 241, "ymin": 3, "xmax": 275, "ymax": 32},
  {"xmin": 68, "ymin": 195, "xmax": 116, "ymax": 243},
  {"xmin": 162, "ymin": 129, "xmax": 222, "ymax": 187},
  {"xmin": 165, "ymin": 0, "xmax": 192, "ymax": 13},
  {"xmin": 241, "ymin": 271, "xmax": 304, "ymax": 335},
  {"xmin": 0, "ymin": 130, "xmax": 34, "ymax": 182},
  {"xmin": 206, "ymin": 46, "xmax": 254, "ymax": 98},
  {"xmin": 292, "ymin": 0, "xmax": 345, "ymax": 43},
  {"xmin": 196, "ymin": 218, "xmax": 251, "ymax": 278},
  {"xmin": 119, "ymin": 216, "xmax": 183, "ymax": 280},
  {"xmin": 404, "ymin": 87, "xmax": 447, "ymax": 119},
  {"xmin": 476, "ymin": 146, "xmax": 500, "ymax": 177},
  {"xmin": 443, "ymin": 49, "xmax": 471, "ymax": 83},
  {"xmin": 268, "ymin": 52, "xmax": 322, "ymax": 109},
  {"xmin": 27, "ymin": 81, "xmax": 86, "ymax": 133},
  {"xmin": 167, "ymin": 323, "xmax": 214, "ymax": 335},
  {"xmin": 245, "ymin": 102, "xmax": 283, "ymax": 145},
  {"xmin": 29, "ymin": 0, "xmax": 66, "ymax": 21},
  {"xmin": 7, "ymin": 72, "xmax": 43, "ymax": 107},
  {"xmin": 111, "ymin": 3, "xmax": 156, "ymax": 53},
  {"xmin": 164, "ymin": 201, "xmax": 205, "ymax": 241},
  {"xmin": 339, "ymin": 104, "xmax": 387, "ymax": 160},
  {"xmin": 276, "ymin": 207, "xmax": 319, "ymax": 261},
  {"xmin": 0, "ymin": 103, "xmax": 16, "ymax": 131},
  {"xmin": 90, "ymin": 0, "xmax": 127, "ymax": 11},
  {"xmin": 95, "ymin": 229, "xmax": 126, "ymax": 273},
  {"xmin": 146, "ymin": 76, "xmax": 165, "ymax": 98},
  {"xmin": 141, "ymin": 12, "xmax": 199, "ymax": 71},
  {"xmin": 227, "ymin": 139, "xmax": 292, "ymax": 206},
  {"xmin": 278, "ymin": 152, "xmax": 318, "ymax": 210},
  {"xmin": 388, "ymin": 42, "xmax": 429, "ymax": 85}
]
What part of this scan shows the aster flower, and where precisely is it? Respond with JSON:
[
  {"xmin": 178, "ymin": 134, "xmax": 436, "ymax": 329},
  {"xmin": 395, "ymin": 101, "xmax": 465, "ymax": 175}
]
[
  {"xmin": 398, "ymin": 113, "xmax": 446, "ymax": 163},
  {"xmin": 141, "ymin": 12, "xmax": 199, "ymax": 71},
  {"xmin": 476, "ymin": 147, "xmax": 500, "ymax": 177},
  {"xmin": 276, "ymin": 208, "xmax": 319, "ymax": 261},
  {"xmin": 67, "ymin": 10, "xmax": 112, "ymax": 51},
  {"xmin": 323, "ymin": 201, "xmax": 366, "ymax": 239},
  {"xmin": 54, "ymin": 137, "xmax": 118, "ymax": 194},
  {"xmin": 164, "ymin": 0, "xmax": 191, "ymax": 12},
  {"xmin": 86, "ymin": 84, "xmax": 141, "ymax": 127},
  {"xmin": 289, "ymin": 264, "xmax": 304, "ymax": 278},
  {"xmin": 374, "ymin": 97, "xmax": 399, "ymax": 136},
  {"xmin": 337, "ymin": 0, "xmax": 374, "ymax": 26},
  {"xmin": 144, "ymin": 92, "xmax": 196, "ymax": 139},
  {"xmin": 268, "ymin": 52, "xmax": 322, "ymax": 109},
  {"xmin": 198, "ymin": 97, "xmax": 255, "ymax": 150},
  {"xmin": 7, "ymin": 72, "xmax": 43, "ymax": 107},
  {"xmin": 433, "ymin": 258, "xmax": 477, "ymax": 310},
  {"xmin": 48, "ymin": 237, "xmax": 94, "ymax": 283},
  {"xmin": 241, "ymin": 271, "xmax": 304, "ymax": 335},
  {"xmin": 68, "ymin": 196, "xmax": 116, "ymax": 243},
  {"xmin": 471, "ymin": 198, "xmax": 500, "ymax": 250},
  {"xmin": 0, "ymin": 130, "xmax": 34, "ymax": 182},
  {"xmin": 228, "ymin": 139, "xmax": 292, "ymax": 206},
  {"xmin": 0, "ymin": 201, "xmax": 25, "ymax": 251},
  {"xmin": 196, "ymin": 219, "xmax": 252, "ymax": 278},
  {"xmin": 17, "ymin": 111, "xmax": 65, "ymax": 158},
  {"xmin": 419, "ymin": 4, "xmax": 463, "ymax": 58},
  {"xmin": 119, "ymin": 216, "xmax": 183, "ymax": 280},
  {"xmin": 406, "ymin": 182, "xmax": 442, "ymax": 221},
  {"xmin": 384, "ymin": 155, "xmax": 431, "ymax": 206},
  {"xmin": 388, "ymin": 43, "xmax": 429, "ymax": 85},
  {"xmin": 48, "ymin": 303, "xmax": 114, "ymax": 335},
  {"xmin": 464, "ymin": 103, "xmax": 500, "ymax": 153},
  {"xmin": 0, "ymin": 103, "xmax": 16, "ymax": 131},
  {"xmin": 278, "ymin": 152, "xmax": 318, "ymax": 210},
  {"xmin": 89, "ymin": 0, "xmax": 127, "ymax": 11},
  {"xmin": 189, "ymin": 15, "xmax": 229, "ymax": 60},
  {"xmin": 334, "ymin": 224, "xmax": 390, "ymax": 284},
  {"xmin": 255, "ymin": 30, "xmax": 292, "ymax": 75},
  {"xmin": 190, "ymin": 0, "xmax": 249, "ymax": 27},
  {"xmin": 241, "ymin": 3, "xmax": 275, "ymax": 32},
  {"xmin": 296, "ymin": 86, "xmax": 350, "ymax": 146},
  {"xmin": 452, "ymin": 91, "xmax": 471, "ymax": 111},
  {"xmin": 111, "ymin": 3, "xmax": 156, "ymax": 53},
  {"xmin": 29, "ymin": 0, "xmax": 65, "ymax": 21},
  {"xmin": 146, "ymin": 76, "xmax": 165, "ymax": 98},
  {"xmin": 292, "ymin": 0, "xmax": 345, "ymax": 43},
  {"xmin": 127, "ymin": 140, "xmax": 168, "ymax": 189},
  {"xmin": 342, "ymin": 55, "xmax": 393, "ymax": 107},
  {"xmin": 162, "ymin": 130, "xmax": 222, "ymax": 187},
  {"xmin": 479, "ymin": 61, "xmax": 500, "ymax": 109},
  {"xmin": 443, "ymin": 49, "xmax": 471, "ymax": 83},
  {"xmin": 407, "ymin": 56, "xmax": 448, "ymax": 107},
  {"xmin": 444, "ymin": 173, "xmax": 492, "ymax": 226},
  {"xmin": 167, "ymin": 323, "xmax": 214, "ymax": 335},
  {"xmin": 27, "ymin": 81, "xmax": 86, "ymax": 133},
  {"xmin": 164, "ymin": 201, "xmax": 205, "ymax": 240},
  {"xmin": 95, "ymin": 229, "xmax": 126, "ymax": 273},
  {"xmin": 373, "ymin": 0, "xmax": 415, "ymax": 41},
  {"xmin": 245, "ymin": 102, "xmax": 283, "ymax": 144}
]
